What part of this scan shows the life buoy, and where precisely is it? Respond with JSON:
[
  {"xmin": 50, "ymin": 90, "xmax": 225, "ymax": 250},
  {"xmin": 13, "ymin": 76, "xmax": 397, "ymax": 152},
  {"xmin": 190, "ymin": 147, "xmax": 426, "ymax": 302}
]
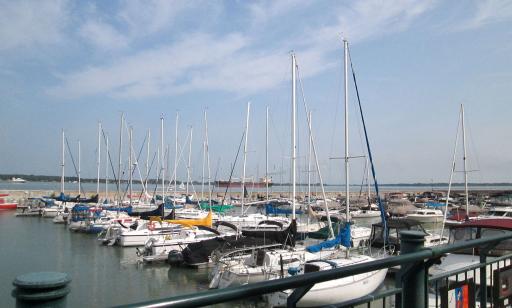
[{"xmin": 148, "ymin": 222, "xmax": 155, "ymax": 231}]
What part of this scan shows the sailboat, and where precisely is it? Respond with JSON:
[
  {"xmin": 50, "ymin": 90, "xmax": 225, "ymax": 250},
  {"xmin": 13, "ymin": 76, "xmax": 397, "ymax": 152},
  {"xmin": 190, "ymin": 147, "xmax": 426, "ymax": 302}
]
[{"xmin": 266, "ymin": 39, "xmax": 388, "ymax": 307}]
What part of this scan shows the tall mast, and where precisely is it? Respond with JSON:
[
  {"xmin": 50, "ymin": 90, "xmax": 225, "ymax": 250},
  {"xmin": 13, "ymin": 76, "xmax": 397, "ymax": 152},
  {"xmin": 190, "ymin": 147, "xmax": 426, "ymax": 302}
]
[
  {"xmin": 241, "ymin": 102, "xmax": 251, "ymax": 215},
  {"xmin": 461, "ymin": 104, "xmax": 469, "ymax": 212},
  {"xmin": 366, "ymin": 157, "xmax": 371, "ymax": 206},
  {"xmin": 201, "ymin": 111, "xmax": 206, "ymax": 201},
  {"xmin": 160, "ymin": 115, "xmax": 165, "ymax": 202},
  {"xmin": 61, "ymin": 129, "xmax": 65, "ymax": 193},
  {"xmin": 118, "ymin": 113, "xmax": 124, "ymax": 204},
  {"xmin": 186, "ymin": 126, "xmax": 193, "ymax": 197},
  {"xmin": 291, "ymin": 52, "xmax": 297, "ymax": 220},
  {"xmin": 308, "ymin": 111, "xmax": 312, "ymax": 207},
  {"xmin": 174, "ymin": 112, "xmax": 179, "ymax": 202},
  {"xmin": 129, "ymin": 126, "xmax": 133, "ymax": 206},
  {"xmin": 105, "ymin": 134, "xmax": 109, "ymax": 202},
  {"xmin": 97, "ymin": 122, "xmax": 101, "ymax": 195},
  {"xmin": 146, "ymin": 129, "xmax": 150, "ymax": 199},
  {"xmin": 343, "ymin": 39, "xmax": 350, "ymax": 221},
  {"xmin": 205, "ymin": 111, "xmax": 212, "ymax": 208},
  {"xmin": 78, "ymin": 140, "xmax": 81, "ymax": 196},
  {"xmin": 266, "ymin": 106, "xmax": 269, "ymax": 201},
  {"xmin": 440, "ymin": 107, "xmax": 461, "ymax": 238}
]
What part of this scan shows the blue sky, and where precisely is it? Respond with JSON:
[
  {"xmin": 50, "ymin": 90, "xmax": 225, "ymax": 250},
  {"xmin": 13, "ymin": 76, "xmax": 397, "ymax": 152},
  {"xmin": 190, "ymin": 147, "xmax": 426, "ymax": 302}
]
[{"xmin": 1, "ymin": 0, "xmax": 511, "ymax": 184}]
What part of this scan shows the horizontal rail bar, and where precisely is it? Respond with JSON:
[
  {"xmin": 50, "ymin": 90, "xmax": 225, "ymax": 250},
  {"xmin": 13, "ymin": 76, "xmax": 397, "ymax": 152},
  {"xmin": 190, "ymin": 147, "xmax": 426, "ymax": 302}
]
[{"xmin": 118, "ymin": 232, "xmax": 512, "ymax": 308}]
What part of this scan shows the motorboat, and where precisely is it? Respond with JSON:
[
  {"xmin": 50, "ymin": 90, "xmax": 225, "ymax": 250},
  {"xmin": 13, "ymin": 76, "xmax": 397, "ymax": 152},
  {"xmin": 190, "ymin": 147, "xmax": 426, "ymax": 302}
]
[
  {"xmin": 405, "ymin": 208, "xmax": 444, "ymax": 223},
  {"xmin": 0, "ymin": 194, "xmax": 18, "ymax": 210}
]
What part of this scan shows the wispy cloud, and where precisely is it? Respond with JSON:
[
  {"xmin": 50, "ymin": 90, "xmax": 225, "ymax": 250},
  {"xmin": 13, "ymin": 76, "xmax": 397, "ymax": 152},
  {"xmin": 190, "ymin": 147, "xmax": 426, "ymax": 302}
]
[
  {"xmin": 46, "ymin": 0, "xmax": 436, "ymax": 100},
  {"xmin": 307, "ymin": 0, "xmax": 437, "ymax": 45},
  {"xmin": 79, "ymin": 20, "xmax": 128, "ymax": 50},
  {"xmin": 0, "ymin": 0, "xmax": 68, "ymax": 50},
  {"xmin": 118, "ymin": 0, "xmax": 192, "ymax": 37},
  {"xmin": 456, "ymin": 0, "xmax": 512, "ymax": 30}
]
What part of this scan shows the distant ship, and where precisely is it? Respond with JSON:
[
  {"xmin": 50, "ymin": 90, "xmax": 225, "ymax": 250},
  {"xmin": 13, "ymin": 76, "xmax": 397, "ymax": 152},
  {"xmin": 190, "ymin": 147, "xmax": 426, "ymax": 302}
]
[
  {"xmin": 215, "ymin": 177, "xmax": 272, "ymax": 188},
  {"xmin": 10, "ymin": 177, "xmax": 26, "ymax": 183}
]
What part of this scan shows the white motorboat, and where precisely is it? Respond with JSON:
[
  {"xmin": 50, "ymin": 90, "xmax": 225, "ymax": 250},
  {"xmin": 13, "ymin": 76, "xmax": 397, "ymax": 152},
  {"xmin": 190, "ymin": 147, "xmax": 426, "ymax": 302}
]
[
  {"xmin": 139, "ymin": 225, "xmax": 237, "ymax": 263},
  {"xmin": 117, "ymin": 221, "xmax": 184, "ymax": 247},
  {"xmin": 405, "ymin": 208, "xmax": 444, "ymax": 223},
  {"xmin": 41, "ymin": 207, "xmax": 60, "ymax": 218},
  {"xmin": 429, "ymin": 218, "xmax": 512, "ymax": 285}
]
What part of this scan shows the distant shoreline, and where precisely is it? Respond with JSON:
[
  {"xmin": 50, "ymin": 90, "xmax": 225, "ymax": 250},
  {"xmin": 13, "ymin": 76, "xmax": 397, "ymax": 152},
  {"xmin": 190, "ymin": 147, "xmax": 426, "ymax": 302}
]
[{"xmin": 0, "ymin": 174, "xmax": 511, "ymax": 187}]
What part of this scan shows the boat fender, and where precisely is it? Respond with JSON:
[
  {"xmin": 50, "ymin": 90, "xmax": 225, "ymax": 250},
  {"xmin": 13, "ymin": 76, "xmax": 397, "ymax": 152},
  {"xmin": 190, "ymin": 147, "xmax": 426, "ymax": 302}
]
[
  {"xmin": 167, "ymin": 250, "xmax": 184, "ymax": 266},
  {"xmin": 287, "ymin": 266, "xmax": 301, "ymax": 276}
]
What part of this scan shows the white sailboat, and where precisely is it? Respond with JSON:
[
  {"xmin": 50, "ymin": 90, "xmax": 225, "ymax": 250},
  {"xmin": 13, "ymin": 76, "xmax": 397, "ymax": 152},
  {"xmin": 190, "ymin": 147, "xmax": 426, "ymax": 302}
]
[{"xmin": 266, "ymin": 39, "xmax": 387, "ymax": 307}]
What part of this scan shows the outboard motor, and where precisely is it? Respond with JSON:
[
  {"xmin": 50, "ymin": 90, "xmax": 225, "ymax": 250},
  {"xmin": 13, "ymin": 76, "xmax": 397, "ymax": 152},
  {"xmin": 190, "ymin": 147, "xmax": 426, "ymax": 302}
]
[{"xmin": 167, "ymin": 250, "xmax": 184, "ymax": 266}]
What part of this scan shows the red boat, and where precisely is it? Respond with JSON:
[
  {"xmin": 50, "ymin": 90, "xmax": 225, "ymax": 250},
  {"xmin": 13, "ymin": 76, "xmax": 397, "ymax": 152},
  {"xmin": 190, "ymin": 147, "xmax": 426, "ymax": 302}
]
[{"xmin": 0, "ymin": 194, "xmax": 18, "ymax": 210}]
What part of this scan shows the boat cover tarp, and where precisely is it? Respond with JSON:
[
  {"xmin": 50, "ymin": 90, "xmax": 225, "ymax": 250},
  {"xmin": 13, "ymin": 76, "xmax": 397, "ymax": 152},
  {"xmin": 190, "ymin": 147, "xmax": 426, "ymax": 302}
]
[
  {"xmin": 306, "ymin": 222, "xmax": 351, "ymax": 252},
  {"xmin": 307, "ymin": 223, "xmax": 340, "ymax": 240},
  {"xmin": 265, "ymin": 204, "xmax": 303, "ymax": 215},
  {"xmin": 426, "ymin": 201, "xmax": 445, "ymax": 207},
  {"xmin": 128, "ymin": 203, "xmax": 164, "ymax": 219},
  {"xmin": 241, "ymin": 219, "xmax": 296, "ymax": 247},
  {"xmin": 164, "ymin": 211, "xmax": 213, "ymax": 227},
  {"xmin": 199, "ymin": 201, "xmax": 233, "ymax": 213}
]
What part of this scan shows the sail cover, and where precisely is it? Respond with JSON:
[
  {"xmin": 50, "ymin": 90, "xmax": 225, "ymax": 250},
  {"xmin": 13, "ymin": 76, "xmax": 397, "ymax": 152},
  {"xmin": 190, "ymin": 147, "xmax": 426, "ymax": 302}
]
[{"xmin": 306, "ymin": 222, "xmax": 351, "ymax": 252}]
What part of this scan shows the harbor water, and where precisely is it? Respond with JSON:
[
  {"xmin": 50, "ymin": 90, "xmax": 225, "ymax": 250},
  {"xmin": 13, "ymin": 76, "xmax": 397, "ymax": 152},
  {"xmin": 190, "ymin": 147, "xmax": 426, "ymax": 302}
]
[{"xmin": 0, "ymin": 211, "xmax": 265, "ymax": 307}]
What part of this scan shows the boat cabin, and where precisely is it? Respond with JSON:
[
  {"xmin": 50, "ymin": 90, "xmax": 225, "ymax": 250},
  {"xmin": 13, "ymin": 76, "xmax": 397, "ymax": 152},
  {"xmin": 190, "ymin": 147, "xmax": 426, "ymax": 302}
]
[
  {"xmin": 370, "ymin": 218, "xmax": 428, "ymax": 253},
  {"xmin": 447, "ymin": 218, "xmax": 512, "ymax": 256}
]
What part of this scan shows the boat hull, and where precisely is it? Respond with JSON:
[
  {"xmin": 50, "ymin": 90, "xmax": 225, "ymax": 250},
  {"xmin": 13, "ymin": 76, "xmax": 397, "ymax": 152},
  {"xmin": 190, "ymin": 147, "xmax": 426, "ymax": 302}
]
[
  {"xmin": 0, "ymin": 203, "xmax": 17, "ymax": 210},
  {"xmin": 267, "ymin": 267, "xmax": 388, "ymax": 307}
]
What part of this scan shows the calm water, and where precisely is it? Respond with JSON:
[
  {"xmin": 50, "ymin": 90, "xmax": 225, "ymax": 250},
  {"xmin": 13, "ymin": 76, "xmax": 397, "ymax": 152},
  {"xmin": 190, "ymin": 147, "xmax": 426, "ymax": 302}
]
[{"xmin": 0, "ymin": 211, "xmax": 265, "ymax": 307}]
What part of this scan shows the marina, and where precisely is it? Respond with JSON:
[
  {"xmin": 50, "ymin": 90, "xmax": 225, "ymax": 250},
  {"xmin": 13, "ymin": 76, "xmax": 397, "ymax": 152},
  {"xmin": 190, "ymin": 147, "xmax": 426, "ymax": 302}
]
[{"xmin": 1, "ymin": 2, "xmax": 512, "ymax": 307}]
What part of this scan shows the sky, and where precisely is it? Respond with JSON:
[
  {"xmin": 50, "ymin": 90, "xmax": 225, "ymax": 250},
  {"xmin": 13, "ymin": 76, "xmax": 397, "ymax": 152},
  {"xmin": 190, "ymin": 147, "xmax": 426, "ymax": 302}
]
[{"xmin": 1, "ymin": 0, "xmax": 511, "ymax": 185}]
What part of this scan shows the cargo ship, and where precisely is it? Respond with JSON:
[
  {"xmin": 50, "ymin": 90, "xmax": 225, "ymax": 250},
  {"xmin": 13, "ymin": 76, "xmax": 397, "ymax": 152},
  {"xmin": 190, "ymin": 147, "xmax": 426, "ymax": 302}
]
[{"xmin": 215, "ymin": 177, "xmax": 272, "ymax": 188}]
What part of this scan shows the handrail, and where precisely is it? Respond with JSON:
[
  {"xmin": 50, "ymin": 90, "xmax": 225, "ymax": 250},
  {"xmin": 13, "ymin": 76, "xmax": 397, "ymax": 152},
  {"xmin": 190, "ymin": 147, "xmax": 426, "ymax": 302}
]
[{"xmin": 118, "ymin": 232, "xmax": 512, "ymax": 308}]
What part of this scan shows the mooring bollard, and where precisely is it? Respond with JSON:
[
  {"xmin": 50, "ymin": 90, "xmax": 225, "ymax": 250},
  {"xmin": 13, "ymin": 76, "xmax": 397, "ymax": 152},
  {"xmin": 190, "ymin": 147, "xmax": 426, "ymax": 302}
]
[
  {"xmin": 12, "ymin": 272, "xmax": 71, "ymax": 307},
  {"xmin": 398, "ymin": 230, "xmax": 426, "ymax": 308}
]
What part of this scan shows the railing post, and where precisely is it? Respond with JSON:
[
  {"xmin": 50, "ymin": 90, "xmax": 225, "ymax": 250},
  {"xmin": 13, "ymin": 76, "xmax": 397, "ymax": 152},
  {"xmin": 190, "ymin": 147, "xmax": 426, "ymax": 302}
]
[
  {"xmin": 398, "ymin": 230, "xmax": 426, "ymax": 308},
  {"xmin": 479, "ymin": 251, "xmax": 487, "ymax": 307}
]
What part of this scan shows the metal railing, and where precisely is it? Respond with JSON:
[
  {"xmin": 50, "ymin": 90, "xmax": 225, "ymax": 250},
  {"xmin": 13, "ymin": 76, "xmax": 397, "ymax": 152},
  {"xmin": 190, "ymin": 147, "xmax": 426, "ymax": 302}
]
[{"xmin": 119, "ymin": 231, "xmax": 512, "ymax": 308}]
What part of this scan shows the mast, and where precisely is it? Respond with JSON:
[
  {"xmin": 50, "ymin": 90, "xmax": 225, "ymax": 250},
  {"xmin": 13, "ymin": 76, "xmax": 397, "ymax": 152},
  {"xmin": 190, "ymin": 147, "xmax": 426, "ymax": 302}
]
[
  {"xmin": 146, "ymin": 129, "xmax": 150, "ymax": 199},
  {"xmin": 105, "ymin": 134, "xmax": 109, "ymax": 202},
  {"xmin": 202, "ymin": 111, "xmax": 206, "ymax": 201},
  {"xmin": 174, "ymin": 112, "xmax": 179, "ymax": 202},
  {"xmin": 266, "ymin": 106, "xmax": 269, "ymax": 201},
  {"xmin": 186, "ymin": 126, "xmax": 193, "ymax": 197},
  {"xmin": 205, "ymin": 111, "xmax": 212, "ymax": 208},
  {"xmin": 461, "ymin": 104, "xmax": 469, "ymax": 213},
  {"xmin": 78, "ymin": 140, "xmax": 81, "ymax": 196},
  {"xmin": 241, "ymin": 102, "xmax": 251, "ymax": 215},
  {"xmin": 160, "ymin": 115, "xmax": 165, "ymax": 202},
  {"xmin": 118, "ymin": 113, "xmax": 124, "ymax": 204},
  {"xmin": 61, "ymin": 129, "xmax": 65, "ymax": 193},
  {"xmin": 343, "ymin": 39, "xmax": 350, "ymax": 222},
  {"xmin": 129, "ymin": 126, "xmax": 133, "ymax": 206},
  {"xmin": 291, "ymin": 52, "xmax": 297, "ymax": 220},
  {"xmin": 308, "ymin": 111, "xmax": 312, "ymax": 207},
  {"xmin": 96, "ymin": 122, "xmax": 101, "ymax": 195},
  {"xmin": 203, "ymin": 110, "xmax": 212, "ymax": 211},
  {"xmin": 366, "ymin": 157, "xmax": 371, "ymax": 206},
  {"xmin": 440, "ymin": 106, "xmax": 461, "ymax": 238}
]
